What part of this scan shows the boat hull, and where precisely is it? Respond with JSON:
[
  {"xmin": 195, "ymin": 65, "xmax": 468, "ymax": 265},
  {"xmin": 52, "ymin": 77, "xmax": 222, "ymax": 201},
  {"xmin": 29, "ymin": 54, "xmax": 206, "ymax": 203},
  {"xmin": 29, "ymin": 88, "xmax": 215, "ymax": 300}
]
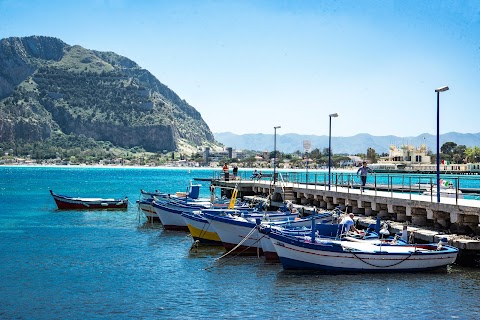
[
  {"xmin": 203, "ymin": 211, "xmax": 332, "ymax": 256},
  {"xmin": 138, "ymin": 200, "xmax": 160, "ymax": 222},
  {"xmin": 181, "ymin": 212, "xmax": 222, "ymax": 245},
  {"xmin": 50, "ymin": 190, "xmax": 128, "ymax": 210},
  {"xmin": 269, "ymin": 234, "xmax": 458, "ymax": 272},
  {"xmin": 261, "ymin": 223, "xmax": 342, "ymax": 261},
  {"xmin": 204, "ymin": 213, "xmax": 264, "ymax": 255},
  {"xmin": 153, "ymin": 200, "xmax": 208, "ymax": 231}
]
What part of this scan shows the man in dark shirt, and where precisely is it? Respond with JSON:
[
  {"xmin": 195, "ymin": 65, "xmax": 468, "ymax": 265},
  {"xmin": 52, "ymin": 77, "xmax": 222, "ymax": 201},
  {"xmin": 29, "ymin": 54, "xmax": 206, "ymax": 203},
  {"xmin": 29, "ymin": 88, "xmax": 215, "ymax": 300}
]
[{"xmin": 357, "ymin": 161, "xmax": 373, "ymax": 187}]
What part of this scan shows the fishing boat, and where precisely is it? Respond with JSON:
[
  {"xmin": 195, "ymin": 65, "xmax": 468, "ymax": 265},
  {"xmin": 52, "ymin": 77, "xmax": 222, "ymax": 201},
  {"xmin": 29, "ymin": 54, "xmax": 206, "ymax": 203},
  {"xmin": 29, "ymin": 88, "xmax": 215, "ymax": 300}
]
[
  {"xmin": 50, "ymin": 190, "xmax": 128, "ymax": 210},
  {"xmin": 140, "ymin": 181, "xmax": 202, "ymax": 201},
  {"xmin": 202, "ymin": 210, "xmax": 333, "ymax": 256},
  {"xmin": 181, "ymin": 210, "xmax": 223, "ymax": 245},
  {"xmin": 152, "ymin": 182, "xmax": 253, "ymax": 230},
  {"xmin": 181, "ymin": 206, "xmax": 286, "ymax": 246},
  {"xmin": 258, "ymin": 217, "xmax": 406, "ymax": 262},
  {"xmin": 138, "ymin": 182, "xmax": 220, "ymax": 222},
  {"xmin": 140, "ymin": 189, "xmax": 169, "ymax": 199},
  {"xmin": 153, "ymin": 195, "xmax": 252, "ymax": 231},
  {"xmin": 137, "ymin": 197, "xmax": 159, "ymax": 222},
  {"xmin": 152, "ymin": 198, "xmax": 210, "ymax": 231},
  {"xmin": 264, "ymin": 228, "xmax": 458, "ymax": 272}
]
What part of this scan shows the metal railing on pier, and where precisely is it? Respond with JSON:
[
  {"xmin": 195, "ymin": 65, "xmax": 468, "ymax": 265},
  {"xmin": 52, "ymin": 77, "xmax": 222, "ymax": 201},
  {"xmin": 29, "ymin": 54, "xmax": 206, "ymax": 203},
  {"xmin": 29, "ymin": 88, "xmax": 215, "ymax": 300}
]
[{"xmin": 212, "ymin": 170, "xmax": 480, "ymax": 204}]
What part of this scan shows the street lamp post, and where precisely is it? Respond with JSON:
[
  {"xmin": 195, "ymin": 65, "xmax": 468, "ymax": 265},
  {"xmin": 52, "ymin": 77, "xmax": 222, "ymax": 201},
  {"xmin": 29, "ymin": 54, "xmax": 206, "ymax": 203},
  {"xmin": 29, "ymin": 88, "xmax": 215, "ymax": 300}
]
[
  {"xmin": 435, "ymin": 86, "xmax": 449, "ymax": 203},
  {"xmin": 303, "ymin": 140, "xmax": 311, "ymax": 185},
  {"xmin": 328, "ymin": 113, "xmax": 338, "ymax": 190},
  {"xmin": 305, "ymin": 151, "xmax": 309, "ymax": 184},
  {"xmin": 273, "ymin": 126, "xmax": 281, "ymax": 184}
]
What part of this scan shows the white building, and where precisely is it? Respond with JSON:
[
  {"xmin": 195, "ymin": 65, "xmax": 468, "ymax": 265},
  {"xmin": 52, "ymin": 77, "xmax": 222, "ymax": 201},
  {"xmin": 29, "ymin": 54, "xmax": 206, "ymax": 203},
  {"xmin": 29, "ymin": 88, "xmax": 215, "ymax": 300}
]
[{"xmin": 379, "ymin": 144, "xmax": 431, "ymax": 165}]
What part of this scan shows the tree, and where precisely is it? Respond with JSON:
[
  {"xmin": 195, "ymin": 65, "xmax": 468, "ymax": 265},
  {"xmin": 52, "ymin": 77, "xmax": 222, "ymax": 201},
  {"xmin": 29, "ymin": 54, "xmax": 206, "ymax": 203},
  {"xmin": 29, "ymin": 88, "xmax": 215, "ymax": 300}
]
[
  {"xmin": 465, "ymin": 147, "xmax": 480, "ymax": 163},
  {"xmin": 269, "ymin": 150, "xmax": 282, "ymax": 160},
  {"xmin": 452, "ymin": 145, "xmax": 467, "ymax": 164},
  {"xmin": 441, "ymin": 142, "xmax": 457, "ymax": 158},
  {"xmin": 322, "ymin": 147, "xmax": 330, "ymax": 157},
  {"xmin": 309, "ymin": 148, "xmax": 321, "ymax": 160},
  {"xmin": 367, "ymin": 148, "xmax": 377, "ymax": 163}
]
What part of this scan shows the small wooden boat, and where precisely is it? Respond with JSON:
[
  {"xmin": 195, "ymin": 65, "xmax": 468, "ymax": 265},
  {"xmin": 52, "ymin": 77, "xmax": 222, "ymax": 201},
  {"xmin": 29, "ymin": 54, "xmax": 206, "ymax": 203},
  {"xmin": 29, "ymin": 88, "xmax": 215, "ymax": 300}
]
[
  {"xmin": 264, "ymin": 228, "xmax": 458, "ymax": 272},
  {"xmin": 50, "ymin": 190, "xmax": 128, "ymax": 210},
  {"xmin": 202, "ymin": 209, "xmax": 333, "ymax": 256},
  {"xmin": 181, "ymin": 210, "xmax": 223, "ymax": 245}
]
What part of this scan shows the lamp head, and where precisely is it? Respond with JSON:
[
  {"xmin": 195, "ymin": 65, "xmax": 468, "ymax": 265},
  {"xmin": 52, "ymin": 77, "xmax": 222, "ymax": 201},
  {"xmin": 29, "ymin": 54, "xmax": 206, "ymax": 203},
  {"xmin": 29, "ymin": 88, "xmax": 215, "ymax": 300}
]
[
  {"xmin": 435, "ymin": 86, "xmax": 449, "ymax": 93},
  {"xmin": 274, "ymin": 126, "xmax": 281, "ymax": 129},
  {"xmin": 329, "ymin": 113, "xmax": 339, "ymax": 118}
]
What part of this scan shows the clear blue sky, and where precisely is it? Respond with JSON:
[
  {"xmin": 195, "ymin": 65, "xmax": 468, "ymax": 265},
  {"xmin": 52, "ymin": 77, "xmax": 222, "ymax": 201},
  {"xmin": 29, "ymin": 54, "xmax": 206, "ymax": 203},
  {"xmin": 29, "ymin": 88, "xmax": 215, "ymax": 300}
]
[{"xmin": 1, "ymin": 0, "xmax": 479, "ymax": 138}]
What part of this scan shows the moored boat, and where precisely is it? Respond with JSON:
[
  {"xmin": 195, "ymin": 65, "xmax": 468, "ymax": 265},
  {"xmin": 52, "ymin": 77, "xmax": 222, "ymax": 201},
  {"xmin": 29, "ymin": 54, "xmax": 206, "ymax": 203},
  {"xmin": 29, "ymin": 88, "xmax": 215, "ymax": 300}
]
[
  {"xmin": 264, "ymin": 229, "xmax": 458, "ymax": 272},
  {"xmin": 181, "ymin": 210, "xmax": 223, "ymax": 245},
  {"xmin": 50, "ymin": 190, "xmax": 128, "ymax": 210},
  {"xmin": 152, "ymin": 199, "xmax": 209, "ymax": 231},
  {"xmin": 259, "ymin": 219, "xmax": 406, "ymax": 262},
  {"xmin": 203, "ymin": 210, "xmax": 333, "ymax": 256},
  {"xmin": 137, "ymin": 197, "xmax": 159, "ymax": 222}
]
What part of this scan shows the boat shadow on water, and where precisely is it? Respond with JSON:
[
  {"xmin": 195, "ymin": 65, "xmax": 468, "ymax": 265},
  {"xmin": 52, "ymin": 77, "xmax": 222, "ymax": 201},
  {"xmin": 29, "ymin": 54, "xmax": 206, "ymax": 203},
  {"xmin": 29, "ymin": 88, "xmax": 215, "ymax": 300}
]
[
  {"xmin": 137, "ymin": 221, "xmax": 163, "ymax": 230},
  {"xmin": 276, "ymin": 264, "xmax": 454, "ymax": 277},
  {"xmin": 187, "ymin": 245, "xmax": 226, "ymax": 258}
]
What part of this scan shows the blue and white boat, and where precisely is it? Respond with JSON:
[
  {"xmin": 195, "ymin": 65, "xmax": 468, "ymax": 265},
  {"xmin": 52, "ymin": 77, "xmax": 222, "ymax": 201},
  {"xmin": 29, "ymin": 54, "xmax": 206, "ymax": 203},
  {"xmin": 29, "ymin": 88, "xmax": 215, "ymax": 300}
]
[
  {"xmin": 153, "ymin": 198, "xmax": 212, "ymax": 231},
  {"xmin": 153, "ymin": 194, "xmax": 250, "ymax": 231},
  {"xmin": 202, "ymin": 210, "xmax": 334, "ymax": 256},
  {"xmin": 258, "ymin": 218, "xmax": 406, "ymax": 261},
  {"xmin": 264, "ymin": 228, "xmax": 458, "ymax": 272}
]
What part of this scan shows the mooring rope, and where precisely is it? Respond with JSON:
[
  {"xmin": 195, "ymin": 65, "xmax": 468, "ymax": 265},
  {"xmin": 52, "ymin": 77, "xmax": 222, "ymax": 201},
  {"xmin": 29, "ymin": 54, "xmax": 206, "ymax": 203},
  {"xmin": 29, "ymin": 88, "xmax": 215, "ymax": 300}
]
[
  {"xmin": 204, "ymin": 226, "xmax": 261, "ymax": 271},
  {"xmin": 215, "ymin": 226, "xmax": 258, "ymax": 261},
  {"xmin": 351, "ymin": 250, "xmax": 415, "ymax": 268}
]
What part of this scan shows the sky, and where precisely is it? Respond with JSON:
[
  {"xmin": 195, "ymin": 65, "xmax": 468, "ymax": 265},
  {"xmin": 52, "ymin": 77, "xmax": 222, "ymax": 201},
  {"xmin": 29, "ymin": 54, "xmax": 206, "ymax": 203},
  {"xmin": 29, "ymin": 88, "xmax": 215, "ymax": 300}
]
[{"xmin": 1, "ymin": 0, "xmax": 479, "ymax": 138}]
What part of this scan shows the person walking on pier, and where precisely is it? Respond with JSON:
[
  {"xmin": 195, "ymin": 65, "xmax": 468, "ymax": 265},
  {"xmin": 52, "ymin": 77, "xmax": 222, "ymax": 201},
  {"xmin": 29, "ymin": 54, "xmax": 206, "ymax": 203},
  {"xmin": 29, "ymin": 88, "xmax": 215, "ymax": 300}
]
[{"xmin": 357, "ymin": 161, "xmax": 373, "ymax": 188}]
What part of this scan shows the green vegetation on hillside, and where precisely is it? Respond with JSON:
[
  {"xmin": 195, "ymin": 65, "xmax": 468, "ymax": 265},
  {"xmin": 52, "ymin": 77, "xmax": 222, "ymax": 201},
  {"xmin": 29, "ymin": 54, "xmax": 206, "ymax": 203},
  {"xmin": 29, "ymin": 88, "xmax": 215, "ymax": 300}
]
[{"xmin": 0, "ymin": 36, "xmax": 218, "ymax": 155}]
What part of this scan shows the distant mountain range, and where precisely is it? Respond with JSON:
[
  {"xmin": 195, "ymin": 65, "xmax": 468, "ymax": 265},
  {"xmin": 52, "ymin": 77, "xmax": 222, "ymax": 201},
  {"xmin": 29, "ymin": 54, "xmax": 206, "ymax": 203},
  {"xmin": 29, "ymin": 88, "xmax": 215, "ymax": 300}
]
[{"xmin": 214, "ymin": 132, "xmax": 480, "ymax": 154}]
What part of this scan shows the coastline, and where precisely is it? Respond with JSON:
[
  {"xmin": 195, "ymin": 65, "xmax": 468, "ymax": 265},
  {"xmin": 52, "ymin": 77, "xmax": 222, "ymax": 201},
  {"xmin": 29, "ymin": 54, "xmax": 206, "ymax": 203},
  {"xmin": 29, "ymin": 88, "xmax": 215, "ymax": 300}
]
[{"xmin": 0, "ymin": 163, "xmax": 358, "ymax": 173}]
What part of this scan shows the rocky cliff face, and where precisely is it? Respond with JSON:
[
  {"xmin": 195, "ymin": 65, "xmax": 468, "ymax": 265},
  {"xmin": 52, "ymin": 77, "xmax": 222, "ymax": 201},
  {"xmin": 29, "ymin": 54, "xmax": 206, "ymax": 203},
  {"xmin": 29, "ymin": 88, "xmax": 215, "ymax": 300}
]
[
  {"xmin": 0, "ymin": 36, "xmax": 217, "ymax": 152},
  {"xmin": 0, "ymin": 36, "xmax": 65, "ymax": 99}
]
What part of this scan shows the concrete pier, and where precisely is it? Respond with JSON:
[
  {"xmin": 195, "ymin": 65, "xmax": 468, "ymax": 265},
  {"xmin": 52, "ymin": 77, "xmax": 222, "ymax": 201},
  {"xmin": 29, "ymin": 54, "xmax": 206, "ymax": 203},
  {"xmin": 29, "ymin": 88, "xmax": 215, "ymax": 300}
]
[{"xmin": 211, "ymin": 178, "xmax": 480, "ymax": 266}]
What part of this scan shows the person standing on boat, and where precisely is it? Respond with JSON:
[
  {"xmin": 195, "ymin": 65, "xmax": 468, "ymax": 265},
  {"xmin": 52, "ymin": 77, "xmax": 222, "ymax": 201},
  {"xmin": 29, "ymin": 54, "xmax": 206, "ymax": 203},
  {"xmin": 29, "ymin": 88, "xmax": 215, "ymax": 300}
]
[
  {"xmin": 340, "ymin": 213, "xmax": 361, "ymax": 234},
  {"xmin": 357, "ymin": 161, "xmax": 373, "ymax": 187},
  {"xmin": 223, "ymin": 163, "xmax": 229, "ymax": 181}
]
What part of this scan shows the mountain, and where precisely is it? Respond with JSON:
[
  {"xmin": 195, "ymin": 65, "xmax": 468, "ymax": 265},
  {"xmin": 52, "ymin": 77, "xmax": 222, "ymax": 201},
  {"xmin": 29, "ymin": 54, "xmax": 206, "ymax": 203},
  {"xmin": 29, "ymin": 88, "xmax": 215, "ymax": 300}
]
[
  {"xmin": 0, "ymin": 36, "xmax": 218, "ymax": 153},
  {"xmin": 214, "ymin": 132, "xmax": 480, "ymax": 154}
]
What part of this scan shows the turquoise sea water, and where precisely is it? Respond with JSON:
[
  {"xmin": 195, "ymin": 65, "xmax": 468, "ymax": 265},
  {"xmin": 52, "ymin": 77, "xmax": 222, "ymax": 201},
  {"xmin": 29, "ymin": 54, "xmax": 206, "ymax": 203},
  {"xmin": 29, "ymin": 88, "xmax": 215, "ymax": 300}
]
[{"xmin": 1, "ymin": 166, "xmax": 479, "ymax": 319}]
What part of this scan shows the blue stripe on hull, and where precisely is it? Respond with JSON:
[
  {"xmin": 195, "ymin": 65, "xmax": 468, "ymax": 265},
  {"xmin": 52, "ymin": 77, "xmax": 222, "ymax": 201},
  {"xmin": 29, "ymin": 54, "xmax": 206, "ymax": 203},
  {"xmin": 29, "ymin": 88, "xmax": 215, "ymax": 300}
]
[{"xmin": 279, "ymin": 257, "xmax": 448, "ymax": 273}]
